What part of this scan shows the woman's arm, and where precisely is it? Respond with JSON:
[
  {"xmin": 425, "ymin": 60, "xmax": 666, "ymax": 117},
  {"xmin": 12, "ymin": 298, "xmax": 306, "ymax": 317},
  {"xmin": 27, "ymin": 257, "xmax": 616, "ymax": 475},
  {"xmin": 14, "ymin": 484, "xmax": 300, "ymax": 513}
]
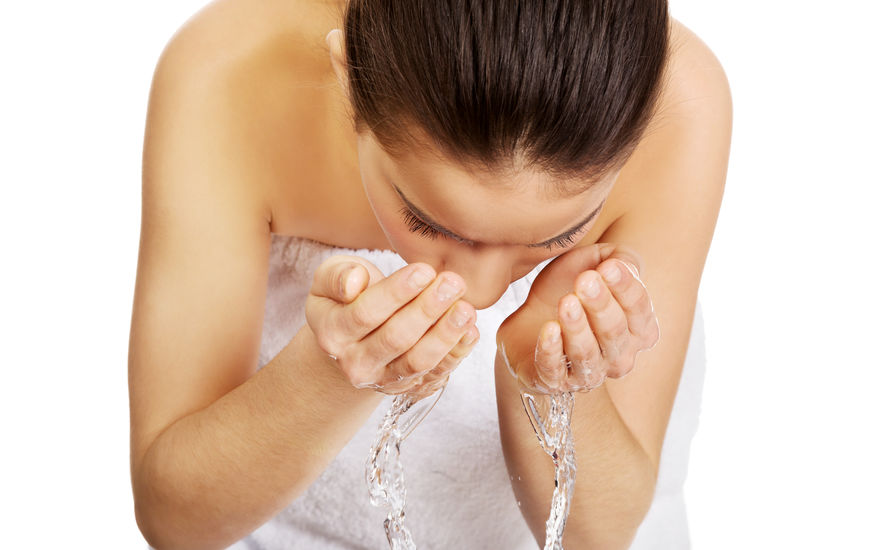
[
  {"xmin": 495, "ymin": 20, "xmax": 733, "ymax": 549},
  {"xmin": 130, "ymin": 30, "xmax": 383, "ymax": 550},
  {"xmin": 133, "ymin": 327, "xmax": 384, "ymax": 550}
]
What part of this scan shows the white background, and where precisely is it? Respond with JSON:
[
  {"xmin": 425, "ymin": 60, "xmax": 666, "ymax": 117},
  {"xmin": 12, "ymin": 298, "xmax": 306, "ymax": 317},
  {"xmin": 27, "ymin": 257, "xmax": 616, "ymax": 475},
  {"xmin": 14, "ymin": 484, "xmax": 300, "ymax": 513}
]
[{"xmin": 1, "ymin": 1, "xmax": 868, "ymax": 548}]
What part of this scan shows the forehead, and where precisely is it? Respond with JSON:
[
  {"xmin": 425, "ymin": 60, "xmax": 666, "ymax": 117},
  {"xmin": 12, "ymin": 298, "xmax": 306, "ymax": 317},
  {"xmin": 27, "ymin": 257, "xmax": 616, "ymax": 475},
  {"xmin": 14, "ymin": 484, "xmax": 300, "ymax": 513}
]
[
  {"xmin": 365, "ymin": 132, "xmax": 610, "ymax": 202},
  {"xmin": 364, "ymin": 136, "xmax": 616, "ymax": 247}
]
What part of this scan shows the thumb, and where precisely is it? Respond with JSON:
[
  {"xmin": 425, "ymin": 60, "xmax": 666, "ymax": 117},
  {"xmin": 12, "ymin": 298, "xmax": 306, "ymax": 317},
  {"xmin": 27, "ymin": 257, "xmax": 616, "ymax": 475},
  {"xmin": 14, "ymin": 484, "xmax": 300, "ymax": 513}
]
[
  {"xmin": 310, "ymin": 256, "xmax": 379, "ymax": 304},
  {"xmin": 336, "ymin": 263, "xmax": 369, "ymax": 303}
]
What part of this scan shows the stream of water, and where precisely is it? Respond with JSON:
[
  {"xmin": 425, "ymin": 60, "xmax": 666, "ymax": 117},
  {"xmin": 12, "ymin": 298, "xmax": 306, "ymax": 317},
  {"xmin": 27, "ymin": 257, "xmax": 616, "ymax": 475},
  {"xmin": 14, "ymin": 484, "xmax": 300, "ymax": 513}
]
[
  {"xmin": 365, "ymin": 368, "xmax": 578, "ymax": 549},
  {"xmin": 365, "ymin": 388, "xmax": 445, "ymax": 549},
  {"xmin": 521, "ymin": 390, "xmax": 577, "ymax": 550}
]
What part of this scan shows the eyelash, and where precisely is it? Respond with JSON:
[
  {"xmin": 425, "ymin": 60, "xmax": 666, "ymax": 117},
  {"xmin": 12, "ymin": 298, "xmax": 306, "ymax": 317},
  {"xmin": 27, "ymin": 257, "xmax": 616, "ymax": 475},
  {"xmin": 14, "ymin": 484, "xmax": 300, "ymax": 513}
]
[
  {"xmin": 399, "ymin": 207, "xmax": 454, "ymax": 241},
  {"xmin": 398, "ymin": 206, "xmax": 590, "ymax": 251}
]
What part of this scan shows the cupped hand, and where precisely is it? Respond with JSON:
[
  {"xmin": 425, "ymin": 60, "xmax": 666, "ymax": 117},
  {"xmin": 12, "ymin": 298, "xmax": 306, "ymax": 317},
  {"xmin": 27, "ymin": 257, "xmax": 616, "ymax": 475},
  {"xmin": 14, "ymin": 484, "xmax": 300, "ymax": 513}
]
[
  {"xmin": 496, "ymin": 243, "xmax": 660, "ymax": 394},
  {"xmin": 305, "ymin": 255, "xmax": 479, "ymax": 398}
]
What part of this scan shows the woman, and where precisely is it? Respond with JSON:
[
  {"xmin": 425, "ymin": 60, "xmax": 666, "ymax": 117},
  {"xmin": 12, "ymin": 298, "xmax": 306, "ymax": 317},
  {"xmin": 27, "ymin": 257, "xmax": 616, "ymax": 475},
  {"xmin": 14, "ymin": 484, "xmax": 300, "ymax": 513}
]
[{"xmin": 129, "ymin": 0, "xmax": 730, "ymax": 548}]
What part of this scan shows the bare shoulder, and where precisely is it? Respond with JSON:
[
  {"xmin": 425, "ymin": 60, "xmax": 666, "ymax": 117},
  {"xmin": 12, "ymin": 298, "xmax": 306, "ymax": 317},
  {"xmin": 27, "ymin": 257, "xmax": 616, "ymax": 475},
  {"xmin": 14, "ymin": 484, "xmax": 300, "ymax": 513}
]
[
  {"xmin": 660, "ymin": 17, "xmax": 733, "ymax": 126},
  {"xmin": 609, "ymin": 17, "xmax": 733, "ymax": 206},
  {"xmin": 158, "ymin": 0, "xmax": 343, "ymax": 66},
  {"xmin": 151, "ymin": 0, "xmax": 348, "ymax": 222}
]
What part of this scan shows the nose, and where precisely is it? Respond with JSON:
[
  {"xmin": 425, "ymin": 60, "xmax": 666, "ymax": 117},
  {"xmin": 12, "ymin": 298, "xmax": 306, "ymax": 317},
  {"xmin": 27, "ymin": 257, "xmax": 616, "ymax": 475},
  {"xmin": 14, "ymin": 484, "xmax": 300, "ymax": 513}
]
[{"xmin": 443, "ymin": 248, "xmax": 514, "ymax": 310}]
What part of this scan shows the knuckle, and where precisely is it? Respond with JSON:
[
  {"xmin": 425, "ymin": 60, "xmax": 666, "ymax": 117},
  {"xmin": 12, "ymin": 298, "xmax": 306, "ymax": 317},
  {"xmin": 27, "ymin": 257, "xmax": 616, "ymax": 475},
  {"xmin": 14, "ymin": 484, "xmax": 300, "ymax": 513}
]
[
  {"xmin": 344, "ymin": 362, "xmax": 375, "ymax": 387},
  {"xmin": 564, "ymin": 341, "xmax": 585, "ymax": 359},
  {"xmin": 435, "ymin": 321, "xmax": 463, "ymax": 349},
  {"xmin": 427, "ymin": 362, "xmax": 449, "ymax": 379},
  {"xmin": 379, "ymin": 326, "xmax": 409, "ymax": 355},
  {"xmin": 341, "ymin": 347, "xmax": 371, "ymax": 375},
  {"xmin": 403, "ymin": 355, "xmax": 432, "ymax": 375},
  {"xmin": 602, "ymin": 321, "xmax": 626, "ymax": 341},
  {"xmin": 347, "ymin": 302, "xmax": 375, "ymax": 330},
  {"xmin": 626, "ymin": 287, "xmax": 649, "ymax": 310},
  {"xmin": 612, "ymin": 354, "xmax": 634, "ymax": 376},
  {"xmin": 418, "ymin": 299, "xmax": 446, "ymax": 321},
  {"xmin": 613, "ymin": 365, "xmax": 634, "ymax": 380},
  {"xmin": 444, "ymin": 345, "xmax": 465, "ymax": 365},
  {"xmin": 315, "ymin": 332, "xmax": 338, "ymax": 356}
]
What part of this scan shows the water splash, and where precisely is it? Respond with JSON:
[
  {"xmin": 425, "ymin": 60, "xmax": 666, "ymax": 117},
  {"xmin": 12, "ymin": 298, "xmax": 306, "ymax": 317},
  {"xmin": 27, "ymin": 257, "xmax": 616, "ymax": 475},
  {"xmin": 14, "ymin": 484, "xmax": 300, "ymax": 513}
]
[
  {"xmin": 521, "ymin": 390, "xmax": 577, "ymax": 550},
  {"xmin": 365, "ymin": 387, "xmax": 445, "ymax": 549}
]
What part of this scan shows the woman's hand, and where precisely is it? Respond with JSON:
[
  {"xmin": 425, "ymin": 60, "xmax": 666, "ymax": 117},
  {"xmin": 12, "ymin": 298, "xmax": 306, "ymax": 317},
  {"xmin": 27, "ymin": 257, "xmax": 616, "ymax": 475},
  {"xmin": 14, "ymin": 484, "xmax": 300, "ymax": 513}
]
[
  {"xmin": 496, "ymin": 243, "xmax": 660, "ymax": 394},
  {"xmin": 305, "ymin": 255, "xmax": 479, "ymax": 398}
]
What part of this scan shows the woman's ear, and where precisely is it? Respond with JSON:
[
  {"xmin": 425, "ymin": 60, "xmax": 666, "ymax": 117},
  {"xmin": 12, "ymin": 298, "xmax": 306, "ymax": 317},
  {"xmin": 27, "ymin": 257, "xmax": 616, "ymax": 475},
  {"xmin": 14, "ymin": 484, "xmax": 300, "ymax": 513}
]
[{"xmin": 325, "ymin": 29, "xmax": 350, "ymax": 100}]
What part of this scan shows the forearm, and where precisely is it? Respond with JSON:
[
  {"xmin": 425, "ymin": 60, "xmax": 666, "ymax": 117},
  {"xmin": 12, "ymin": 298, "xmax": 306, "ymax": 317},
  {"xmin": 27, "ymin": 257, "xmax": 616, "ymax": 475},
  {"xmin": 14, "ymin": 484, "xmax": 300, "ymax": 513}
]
[
  {"xmin": 133, "ymin": 323, "xmax": 385, "ymax": 550},
  {"xmin": 494, "ymin": 355, "xmax": 656, "ymax": 550}
]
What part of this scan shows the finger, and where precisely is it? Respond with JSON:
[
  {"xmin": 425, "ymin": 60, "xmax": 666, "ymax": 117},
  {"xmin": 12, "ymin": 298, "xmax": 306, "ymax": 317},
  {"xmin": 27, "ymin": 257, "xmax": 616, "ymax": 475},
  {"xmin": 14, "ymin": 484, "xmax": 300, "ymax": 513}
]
[
  {"xmin": 387, "ymin": 320, "xmax": 479, "ymax": 397},
  {"xmin": 419, "ymin": 325, "xmax": 479, "ymax": 390},
  {"xmin": 309, "ymin": 256, "xmax": 377, "ymax": 303},
  {"xmin": 558, "ymin": 293, "xmax": 606, "ymax": 392},
  {"xmin": 595, "ymin": 243, "xmax": 645, "ymax": 279},
  {"xmin": 305, "ymin": 263, "xmax": 371, "ymax": 341},
  {"xmin": 345, "ymin": 272, "xmax": 466, "ymax": 380},
  {"xmin": 597, "ymin": 259, "xmax": 660, "ymax": 351},
  {"xmin": 336, "ymin": 262, "xmax": 437, "ymax": 342},
  {"xmin": 575, "ymin": 270, "xmax": 633, "ymax": 377},
  {"xmin": 529, "ymin": 321, "xmax": 565, "ymax": 392},
  {"xmin": 399, "ymin": 300, "xmax": 476, "ymax": 378},
  {"xmin": 449, "ymin": 325, "xmax": 480, "ymax": 362}
]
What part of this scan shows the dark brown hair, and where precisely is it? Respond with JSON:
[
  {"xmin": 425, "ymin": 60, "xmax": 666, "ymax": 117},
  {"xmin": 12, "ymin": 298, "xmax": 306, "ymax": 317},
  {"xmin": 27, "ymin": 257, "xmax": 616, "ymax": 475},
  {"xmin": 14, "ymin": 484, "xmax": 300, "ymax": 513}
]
[{"xmin": 339, "ymin": 0, "xmax": 671, "ymax": 188}]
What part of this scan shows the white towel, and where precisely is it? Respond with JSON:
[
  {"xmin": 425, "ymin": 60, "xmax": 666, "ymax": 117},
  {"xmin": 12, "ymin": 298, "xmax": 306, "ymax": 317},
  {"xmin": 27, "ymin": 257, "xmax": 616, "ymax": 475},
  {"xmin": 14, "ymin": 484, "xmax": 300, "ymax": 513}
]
[{"xmin": 160, "ymin": 234, "xmax": 706, "ymax": 550}]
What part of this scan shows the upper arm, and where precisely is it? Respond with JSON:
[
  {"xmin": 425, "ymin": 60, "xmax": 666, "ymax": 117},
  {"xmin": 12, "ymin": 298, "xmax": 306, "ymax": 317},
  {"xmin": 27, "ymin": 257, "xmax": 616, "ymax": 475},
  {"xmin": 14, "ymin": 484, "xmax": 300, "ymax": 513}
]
[
  {"xmin": 129, "ymin": 28, "xmax": 275, "ymax": 475},
  {"xmin": 599, "ymin": 20, "xmax": 733, "ymax": 474}
]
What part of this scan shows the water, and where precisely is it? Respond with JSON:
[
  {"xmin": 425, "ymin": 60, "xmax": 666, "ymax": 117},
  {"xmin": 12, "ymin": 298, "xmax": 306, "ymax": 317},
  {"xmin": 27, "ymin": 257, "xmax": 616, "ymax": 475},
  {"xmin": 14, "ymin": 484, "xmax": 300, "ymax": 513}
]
[
  {"xmin": 365, "ymin": 362, "xmax": 579, "ymax": 549},
  {"xmin": 365, "ymin": 387, "xmax": 445, "ymax": 550},
  {"xmin": 504, "ymin": 341, "xmax": 580, "ymax": 549},
  {"xmin": 521, "ymin": 390, "xmax": 578, "ymax": 550}
]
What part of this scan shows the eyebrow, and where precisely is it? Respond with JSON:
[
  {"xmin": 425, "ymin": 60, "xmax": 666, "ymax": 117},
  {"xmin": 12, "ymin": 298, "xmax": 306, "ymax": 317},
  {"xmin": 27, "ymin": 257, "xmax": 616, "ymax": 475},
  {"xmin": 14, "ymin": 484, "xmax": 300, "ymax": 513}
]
[{"xmin": 392, "ymin": 184, "xmax": 606, "ymax": 248}]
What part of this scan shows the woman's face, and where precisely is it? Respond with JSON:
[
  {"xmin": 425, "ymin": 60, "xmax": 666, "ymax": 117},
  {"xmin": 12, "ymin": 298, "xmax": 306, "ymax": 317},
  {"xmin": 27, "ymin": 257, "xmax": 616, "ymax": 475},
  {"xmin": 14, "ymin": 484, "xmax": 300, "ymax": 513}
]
[{"xmin": 356, "ymin": 132, "xmax": 619, "ymax": 309}]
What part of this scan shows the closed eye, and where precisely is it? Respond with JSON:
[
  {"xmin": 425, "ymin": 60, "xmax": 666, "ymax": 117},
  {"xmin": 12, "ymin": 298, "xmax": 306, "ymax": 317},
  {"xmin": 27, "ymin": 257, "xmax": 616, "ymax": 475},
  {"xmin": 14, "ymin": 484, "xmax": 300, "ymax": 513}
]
[
  {"xmin": 399, "ymin": 206, "xmax": 472, "ymax": 244},
  {"xmin": 398, "ymin": 206, "xmax": 594, "ymax": 251}
]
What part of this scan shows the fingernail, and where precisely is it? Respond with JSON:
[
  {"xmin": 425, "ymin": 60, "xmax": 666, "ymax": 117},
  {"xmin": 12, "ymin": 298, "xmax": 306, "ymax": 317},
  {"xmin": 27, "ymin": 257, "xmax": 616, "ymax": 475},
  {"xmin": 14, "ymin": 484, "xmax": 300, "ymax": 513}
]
[
  {"xmin": 546, "ymin": 325, "xmax": 561, "ymax": 346},
  {"xmin": 437, "ymin": 278, "xmax": 461, "ymax": 301},
  {"xmin": 450, "ymin": 307, "xmax": 471, "ymax": 328},
  {"xmin": 581, "ymin": 277, "xmax": 601, "ymax": 298},
  {"xmin": 342, "ymin": 266, "xmax": 361, "ymax": 296},
  {"xmin": 409, "ymin": 266, "xmax": 435, "ymax": 289},
  {"xmin": 565, "ymin": 296, "xmax": 582, "ymax": 320},
  {"xmin": 461, "ymin": 329, "xmax": 476, "ymax": 345},
  {"xmin": 601, "ymin": 263, "xmax": 621, "ymax": 284}
]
